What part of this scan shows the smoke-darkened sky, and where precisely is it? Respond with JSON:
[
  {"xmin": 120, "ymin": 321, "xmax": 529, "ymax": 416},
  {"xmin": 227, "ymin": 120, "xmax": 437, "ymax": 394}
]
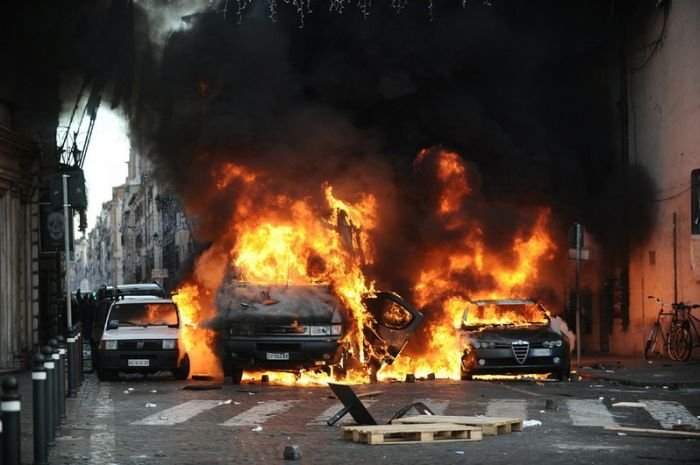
[
  {"xmin": 122, "ymin": 1, "xmax": 655, "ymax": 299},
  {"xmin": 2, "ymin": 0, "xmax": 656, "ymax": 304}
]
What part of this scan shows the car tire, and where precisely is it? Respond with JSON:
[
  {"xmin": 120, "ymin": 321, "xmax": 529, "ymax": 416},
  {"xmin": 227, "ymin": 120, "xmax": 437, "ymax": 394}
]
[
  {"xmin": 460, "ymin": 371, "xmax": 473, "ymax": 381},
  {"xmin": 556, "ymin": 364, "xmax": 571, "ymax": 381},
  {"xmin": 231, "ymin": 366, "xmax": 244, "ymax": 384},
  {"xmin": 172, "ymin": 353, "xmax": 190, "ymax": 380}
]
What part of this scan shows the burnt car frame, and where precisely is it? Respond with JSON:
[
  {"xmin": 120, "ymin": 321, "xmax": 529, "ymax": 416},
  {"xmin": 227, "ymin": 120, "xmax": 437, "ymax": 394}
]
[
  {"xmin": 459, "ymin": 299, "xmax": 571, "ymax": 381},
  {"xmin": 216, "ymin": 281, "xmax": 423, "ymax": 383}
]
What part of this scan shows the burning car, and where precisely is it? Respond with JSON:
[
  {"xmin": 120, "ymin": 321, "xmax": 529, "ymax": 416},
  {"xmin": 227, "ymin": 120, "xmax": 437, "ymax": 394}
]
[
  {"xmin": 215, "ymin": 280, "xmax": 423, "ymax": 383},
  {"xmin": 459, "ymin": 299, "xmax": 571, "ymax": 381}
]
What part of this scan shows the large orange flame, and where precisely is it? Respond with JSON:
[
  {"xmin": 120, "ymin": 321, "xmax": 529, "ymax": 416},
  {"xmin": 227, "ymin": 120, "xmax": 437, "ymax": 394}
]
[{"xmin": 174, "ymin": 148, "xmax": 557, "ymax": 384}]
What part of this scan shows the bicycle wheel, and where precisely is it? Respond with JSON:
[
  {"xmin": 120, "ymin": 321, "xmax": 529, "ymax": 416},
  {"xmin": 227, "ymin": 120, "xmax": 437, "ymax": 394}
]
[
  {"xmin": 669, "ymin": 324, "xmax": 692, "ymax": 361},
  {"xmin": 644, "ymin": 323, "xmax": 663, "ymax": 359}
]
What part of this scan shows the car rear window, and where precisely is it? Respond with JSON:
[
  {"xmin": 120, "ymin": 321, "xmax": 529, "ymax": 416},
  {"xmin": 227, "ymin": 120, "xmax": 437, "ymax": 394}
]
[{"xmin": 109, "ymin": 302, "xmax": 179, "ymax": 326}]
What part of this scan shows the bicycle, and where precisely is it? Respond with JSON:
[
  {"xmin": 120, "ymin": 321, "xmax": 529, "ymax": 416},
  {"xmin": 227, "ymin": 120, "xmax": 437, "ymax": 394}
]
[
  {"xmin": 643, "ymin": 296, "xmax": 684, "ymax": 360},
  {"xmin": 668, "ymin": 302, "xmax": 700, "ymax": 361}
]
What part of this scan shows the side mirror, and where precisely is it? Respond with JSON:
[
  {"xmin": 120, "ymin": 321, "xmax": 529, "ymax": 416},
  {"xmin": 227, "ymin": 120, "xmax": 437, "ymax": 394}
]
[{"xmin": 107, "ymin": 319, "xmax": 119, "ymax": 330}]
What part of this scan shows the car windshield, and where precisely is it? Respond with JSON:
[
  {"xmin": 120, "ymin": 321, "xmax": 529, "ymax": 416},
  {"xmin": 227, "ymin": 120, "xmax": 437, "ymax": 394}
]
[
  {"xmin": 108, "ymin": 302, "xmax": 179, "ymax": 326},
  {"xmin": 462, "ymin": 301, "xmax": 548, "ymax": 329}
]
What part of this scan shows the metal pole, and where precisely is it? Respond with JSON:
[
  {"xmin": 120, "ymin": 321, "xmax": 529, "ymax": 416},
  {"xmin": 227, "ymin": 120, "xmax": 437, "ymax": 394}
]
[
  {"xmin": 56, "ymin": 336, "xmax": 66, "ymax": 420},
  {"xmin": 42, "ymin": 345, "xmax": 55, "ymax": 447},
  {"xmin": 49, "ymin": 339, "xmax": 60, "ymax": 432},
  {"xmin": 673, "ymin": 212, "xmax": 678, "ymax": 303},
  {"xmin": 62, "ymin": 174, "xmax": 78, "ymax": 398},
  {"xmin": 575, "ymin": 224, "xmax": 582, "ymax": 369},
  {"xmin": 67, "ymin": 327, "xmax": 77, "ymax": 398},
  {"xmin": 1, "ymin": 376, "xmax": 21, "ymax": 465},
  {"xmin": 32, "ymin": 353, "xmax": 48, "ymax": 465}
]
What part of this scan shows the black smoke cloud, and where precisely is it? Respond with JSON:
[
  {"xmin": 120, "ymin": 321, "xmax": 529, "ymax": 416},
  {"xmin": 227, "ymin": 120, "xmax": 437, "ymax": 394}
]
[{"xmin": 126, "ymin": 0, "xmax": 656, "ymax": 301}]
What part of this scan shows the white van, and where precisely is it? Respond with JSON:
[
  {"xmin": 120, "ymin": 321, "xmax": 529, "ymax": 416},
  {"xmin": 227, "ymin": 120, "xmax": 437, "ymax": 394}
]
[{"xmin": 96, "ymin": 295, "xmax": 190, "ymax": 381}]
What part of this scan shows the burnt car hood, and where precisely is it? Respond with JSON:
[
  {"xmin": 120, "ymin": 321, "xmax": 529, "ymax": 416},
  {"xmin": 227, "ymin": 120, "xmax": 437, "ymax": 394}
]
[
  {"xmin": 214, "ymin": 282, "xmax": 342, "ymax": 325},
  {"xmin": 466, "ymin": 324, "xmax": 559, "ymax": 342}
]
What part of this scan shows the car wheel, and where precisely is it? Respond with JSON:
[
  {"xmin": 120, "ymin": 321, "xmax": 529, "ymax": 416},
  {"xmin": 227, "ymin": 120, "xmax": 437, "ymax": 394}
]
[
  {"xmin": 172, "ymin": 353, "xmax": 190, "ymax": 380},
  {"xmin": 556, "ymin": 365, "xmax": 571, "ymax": 381},
  {"xmin": 460, "ymin": 371, "xmax": 473, "ymax": 381},
  {"xmin": 231, "ymin": 366, "xmax": 244, "ymax": 384},
  {"xmin": 96, "ymin": 368, "xmax": 118, "ymax": 381}
]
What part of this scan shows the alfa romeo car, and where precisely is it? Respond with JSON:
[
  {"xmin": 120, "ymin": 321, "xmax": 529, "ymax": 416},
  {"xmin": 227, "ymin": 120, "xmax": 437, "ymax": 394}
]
[{"xmin": 459, "ymin": 299, "xmax": 571, "ymax": 381}]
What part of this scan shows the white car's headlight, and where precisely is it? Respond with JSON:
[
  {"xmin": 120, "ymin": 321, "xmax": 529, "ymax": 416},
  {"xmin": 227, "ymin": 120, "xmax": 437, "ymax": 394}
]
[
  {"xmin": 472, "ymin": 341, "xmax": 481, "ymax": 349},
  {"xmin": 162, "ymin": 339, "xmax": 176, "ymax": 350},
  {"xmin": 105, "ymin": 340, "xmax": 118, "ymax": 350}
]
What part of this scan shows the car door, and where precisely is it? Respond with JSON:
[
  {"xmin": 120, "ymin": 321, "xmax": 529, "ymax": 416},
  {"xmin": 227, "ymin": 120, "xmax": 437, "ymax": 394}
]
[{"xmin": 362, "ymin": 291, "xmax": 424, "ymax": 366}]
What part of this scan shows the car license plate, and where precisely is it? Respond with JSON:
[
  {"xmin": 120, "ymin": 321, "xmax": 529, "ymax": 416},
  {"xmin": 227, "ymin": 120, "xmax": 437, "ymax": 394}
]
[
  {"xmin": 266, "ymin": 352, "xmax": 289, "ymax": 360},
  {"xmin": 128, "ymin": 359, "xmax": 150, "ymax": 367},
  {"xmin": 531, "ymin": 348, "xmax": 552, "ymax": 357}
]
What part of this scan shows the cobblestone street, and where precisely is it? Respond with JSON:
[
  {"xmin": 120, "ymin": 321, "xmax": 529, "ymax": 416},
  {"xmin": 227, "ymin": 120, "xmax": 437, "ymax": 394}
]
[{"xmin": 7, "ymin": 360, "xmax": 700, "ymax": 465}]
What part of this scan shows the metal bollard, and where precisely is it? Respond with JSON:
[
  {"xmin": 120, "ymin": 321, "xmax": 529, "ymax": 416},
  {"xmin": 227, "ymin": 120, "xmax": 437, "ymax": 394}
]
[
  {"xmin": 66, "ymin": 328, "xmax": 77, "ymax": 398},
  {"xmin": 41, "ymin": 345, "xmax": 55, "ymax": 447},
  {"xmin": 1, "ymin": 376, "xmax": 21, "ymax": 465},
  {"xmin": 49, "ymin": 339, "xmax": 60, "ymax": 432},
  {"xmin": 56, "ymin": 336, "xmax": 67, "ymax": 421},
  {"xmin": 77, "ymin": 330, "xmax": 84, "ymax": 384},
  {"xmin": 32, "ymin": 353, "xmax": 48, "ymax": 465}
]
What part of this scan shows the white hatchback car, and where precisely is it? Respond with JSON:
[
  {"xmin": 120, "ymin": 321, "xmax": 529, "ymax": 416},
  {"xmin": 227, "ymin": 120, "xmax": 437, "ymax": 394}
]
[{"xmin": 96, "ymin": 295, "xmax": 189, "ymax": 381}]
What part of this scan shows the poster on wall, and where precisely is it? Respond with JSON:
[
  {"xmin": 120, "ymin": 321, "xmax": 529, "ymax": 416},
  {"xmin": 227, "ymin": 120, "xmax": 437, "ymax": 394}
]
[{"xmin": 40, "ymin": 204, "xmax": 74, "ymax": 253}]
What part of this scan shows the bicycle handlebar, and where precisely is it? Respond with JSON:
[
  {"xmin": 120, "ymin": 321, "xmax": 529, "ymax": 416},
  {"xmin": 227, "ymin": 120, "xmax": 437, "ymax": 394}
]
[{"xmin": 647, "ymin": 295, "xmax": 699, "ymax": 310}]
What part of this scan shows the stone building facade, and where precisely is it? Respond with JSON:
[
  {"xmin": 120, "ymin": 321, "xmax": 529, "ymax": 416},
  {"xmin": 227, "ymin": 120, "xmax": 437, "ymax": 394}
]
[
  {"xmin": 72, "ymin": 148, "xmax": 193, "ymax": 294},
  {"xmin": 620, "ymin": 0, "xmax": 700, "ymax": 354},
  {"xmin": 0, "ymin": 99, "xmax": 40, "ymax": 369}
]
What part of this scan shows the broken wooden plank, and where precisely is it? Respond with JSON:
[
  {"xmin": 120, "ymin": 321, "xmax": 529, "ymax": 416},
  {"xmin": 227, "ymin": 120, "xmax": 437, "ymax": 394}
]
[
  {"xmin": 392, "ymin": 415, "xmax": 523, "ymax": 436},
  {"xmin": 357, "ymin": 390, "xmax": 383, "ymax": 398},
  {"xmin": 340, "ymin": 423, "xmax": 482, "ymax": 445},
  {"xmin": 611, "ymin": 402, "xmax": 647, "ymax": 408},
  {"xmin": 604, "ymin": 426, "xmax": 700, "ymax": 438}
]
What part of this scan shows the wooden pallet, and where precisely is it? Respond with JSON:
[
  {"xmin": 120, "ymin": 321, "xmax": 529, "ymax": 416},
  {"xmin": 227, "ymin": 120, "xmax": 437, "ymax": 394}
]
[
  {"xmin": 392, "ymin": 415, "xmax": 523, "ymax": 436},
  {"xmin": 340, "ymin": 423, "xmax": 482, "ymax": 445}
]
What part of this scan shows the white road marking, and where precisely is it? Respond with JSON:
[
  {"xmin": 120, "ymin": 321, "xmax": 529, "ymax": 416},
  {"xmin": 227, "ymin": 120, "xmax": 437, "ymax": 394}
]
[
  {"xmin": 485, "ymin": 399, "xmax": 527, "ymax": 419},
  {"xmin": 132, "ymin": 400, "xmax": 222, "ymax": 425},
  {"xmin": 90, "ymin": 386, "xmax": 115, "ymax": 464},
  {"xmin": 567, "ymin": 399, "xmax": 618, "ymax": 427},
  {"xmin": 306, "ymin": 400, "xmax": 378, "ymax": 426},
  {"xmin": 221, "ymin": 400, "xmax": 299, "ymax": 426},
  {"xmin": 644, "ymin": 400, "xmax": 700, "ymax": 430}
]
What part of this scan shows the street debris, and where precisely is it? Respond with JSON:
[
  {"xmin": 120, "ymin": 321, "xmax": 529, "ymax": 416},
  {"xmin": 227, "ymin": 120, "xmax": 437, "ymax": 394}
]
[
  {"xmin": 145, "ymin": 402, "xmax": 157, "ymax": 408},
  {"xmin": 341, "ymin": 423, "xmax": 482, "ymax": 445},
  {"xmin": 393, "ymin": 415, "xmax": 523, "ymax": 436},
  {"xmin": 218, "ymin": 399, "xmax": 232, "ymax": 405},
  {"xmin": 455, "ymin": 451, "xmax": 465, "ymax": 455},
  {"xmin": 251, "ymin": 426, "xmax": 263, "ymax": 432},
  {"xmin": 612, "ymin": 402, "xmax": 646, "ymax": 408},
  {"xmin": 523, "ymin": 420, "xmax": 542, "ymax": 428},
  {"xmin": 604, "ymin": 426, "xmax": 700, "ymax": 438},
  {"xmin": 283, "ymin": 445, "xmax": 301, "ymax": 460}
]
